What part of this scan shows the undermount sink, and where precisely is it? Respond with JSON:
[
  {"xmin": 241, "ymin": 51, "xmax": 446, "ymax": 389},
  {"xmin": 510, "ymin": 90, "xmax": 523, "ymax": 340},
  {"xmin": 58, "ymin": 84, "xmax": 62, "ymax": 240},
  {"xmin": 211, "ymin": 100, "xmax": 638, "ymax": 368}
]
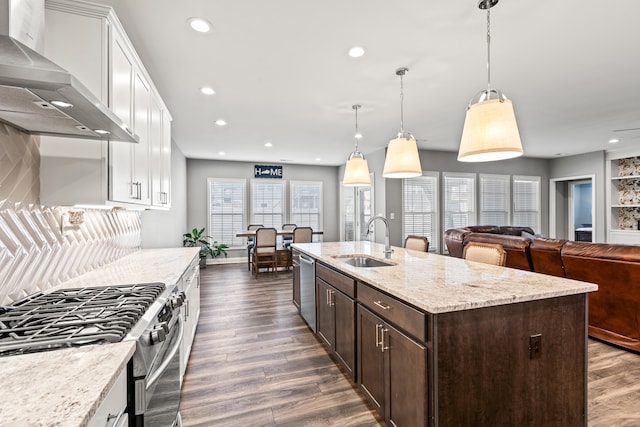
[{"xmin": 333, "ymin": 254, "xmax": 396, "ymax": 268}]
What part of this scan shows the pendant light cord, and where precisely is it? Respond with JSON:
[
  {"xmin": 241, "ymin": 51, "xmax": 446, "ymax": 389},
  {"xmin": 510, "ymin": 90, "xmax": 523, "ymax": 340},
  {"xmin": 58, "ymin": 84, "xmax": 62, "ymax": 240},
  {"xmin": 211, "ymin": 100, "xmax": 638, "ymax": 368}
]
[
  {"xmin": 399, "ymin": 72, "xmax": 405, "ymax": 133},
  {"xmin": 354, "ymin": 105, "xmax": 360, "ymax": 151},
  {"xmin": 486, "ymin": 4, "xmax": 492, "ymax": 98}
]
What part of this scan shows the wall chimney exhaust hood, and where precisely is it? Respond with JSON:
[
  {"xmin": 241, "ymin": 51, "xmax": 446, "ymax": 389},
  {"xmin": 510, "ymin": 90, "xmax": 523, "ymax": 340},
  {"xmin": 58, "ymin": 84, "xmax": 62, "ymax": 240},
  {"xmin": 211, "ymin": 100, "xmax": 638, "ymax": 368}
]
[{"xmin": 0, "ymin": 0, "xmax": 138, "ymax": 143}]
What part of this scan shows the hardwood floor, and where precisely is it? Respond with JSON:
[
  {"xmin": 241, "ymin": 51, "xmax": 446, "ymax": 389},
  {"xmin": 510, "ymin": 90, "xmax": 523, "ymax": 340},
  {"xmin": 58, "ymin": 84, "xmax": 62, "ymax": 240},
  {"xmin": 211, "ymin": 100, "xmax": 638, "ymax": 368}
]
[{"xmin": 180, "ymin": 264, "xmax": 640, "ymax": 426}]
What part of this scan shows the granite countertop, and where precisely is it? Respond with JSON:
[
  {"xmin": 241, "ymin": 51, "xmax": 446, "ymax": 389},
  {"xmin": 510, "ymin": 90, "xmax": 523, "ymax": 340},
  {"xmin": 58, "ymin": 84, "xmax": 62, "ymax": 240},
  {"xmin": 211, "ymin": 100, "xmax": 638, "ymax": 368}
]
[
  {"xmin": 56, "ymin": 247, "xmax": 200, "ymax": 289},
  {"xmin": 292, "ymin": 241, "xmax": 598, "ymax": 314},
  {"xmin": 1, "ymin": 247, "xmax": 199, "ymax": 426},
  {"xmin": 0, "ymin": 341, "xmax": 135, "ymax": 427}
]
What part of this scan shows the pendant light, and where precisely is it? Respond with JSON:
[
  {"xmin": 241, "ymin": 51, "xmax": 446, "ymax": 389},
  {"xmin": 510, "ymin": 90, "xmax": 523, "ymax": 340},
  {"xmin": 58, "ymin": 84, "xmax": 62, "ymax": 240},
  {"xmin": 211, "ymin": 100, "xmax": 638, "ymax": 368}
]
[
  {"xmin": 343, "ymin": 104, "xmax": 371, "ymax": 186},
  {"xmin": 383, "ymin": 67, "xmax": 422, "ymax": 178},
  {"xmin": 458, "ymin": 0, "xmax": 524, "ymax": 162}
]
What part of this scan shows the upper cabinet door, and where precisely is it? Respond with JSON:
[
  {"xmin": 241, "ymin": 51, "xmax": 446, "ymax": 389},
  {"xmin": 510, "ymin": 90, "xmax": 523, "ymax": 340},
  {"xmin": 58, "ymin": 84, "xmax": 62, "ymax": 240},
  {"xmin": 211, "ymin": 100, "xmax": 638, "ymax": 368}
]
[
  {"xmin": 111, "ymin": 32, "xmax": 134, "ymax": 130},
  {"xmin": 132, "ymin": 72, "xmax": 151, "ymax": 205}
]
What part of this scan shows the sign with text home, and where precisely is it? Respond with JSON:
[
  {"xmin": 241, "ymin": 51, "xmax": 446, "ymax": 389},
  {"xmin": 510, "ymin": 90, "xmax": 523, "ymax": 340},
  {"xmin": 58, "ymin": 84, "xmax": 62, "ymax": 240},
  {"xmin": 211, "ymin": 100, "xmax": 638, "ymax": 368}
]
[{"xmin": 254, "ymin": 165, "xmax": 283, "ymax": 179}]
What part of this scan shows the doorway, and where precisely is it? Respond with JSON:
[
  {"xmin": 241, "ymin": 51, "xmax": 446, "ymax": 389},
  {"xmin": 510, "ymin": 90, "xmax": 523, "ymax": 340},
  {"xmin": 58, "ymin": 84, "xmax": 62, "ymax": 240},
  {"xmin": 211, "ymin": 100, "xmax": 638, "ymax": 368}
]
[
  {"xmin": 549, "ymin": 175, "xmax": 595, "ymax": 241},
  {"xmin": 341, "ymin": 173, "xmax": 374, "ymax": 241}
]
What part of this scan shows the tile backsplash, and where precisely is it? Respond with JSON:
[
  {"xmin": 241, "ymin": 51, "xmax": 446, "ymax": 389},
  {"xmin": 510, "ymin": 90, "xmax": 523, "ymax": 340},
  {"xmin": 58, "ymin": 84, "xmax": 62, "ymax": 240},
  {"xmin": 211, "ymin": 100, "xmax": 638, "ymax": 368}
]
[
  {"xmin": 0, "ymin": 200, "xmax": 141, "ymax": 305},
  {"xmin": 0, "ymin": 123, "xmax": 40, "ymax": 205}
]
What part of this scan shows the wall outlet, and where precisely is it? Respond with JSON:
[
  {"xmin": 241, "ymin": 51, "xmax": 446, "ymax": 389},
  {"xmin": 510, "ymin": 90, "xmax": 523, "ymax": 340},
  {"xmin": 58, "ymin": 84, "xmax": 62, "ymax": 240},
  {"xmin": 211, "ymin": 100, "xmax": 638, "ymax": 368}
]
[{"xmin": 529, "ymin": 334, "xmax": 542, "ymax": 360}]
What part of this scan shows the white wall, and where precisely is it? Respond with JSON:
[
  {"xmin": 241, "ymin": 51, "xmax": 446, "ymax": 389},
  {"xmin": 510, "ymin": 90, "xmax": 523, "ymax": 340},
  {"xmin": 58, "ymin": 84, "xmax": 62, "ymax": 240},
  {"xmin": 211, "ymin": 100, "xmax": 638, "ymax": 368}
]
[{"xmin": 141, "ymin": 140, "xmax": 188, "ymax": 248}]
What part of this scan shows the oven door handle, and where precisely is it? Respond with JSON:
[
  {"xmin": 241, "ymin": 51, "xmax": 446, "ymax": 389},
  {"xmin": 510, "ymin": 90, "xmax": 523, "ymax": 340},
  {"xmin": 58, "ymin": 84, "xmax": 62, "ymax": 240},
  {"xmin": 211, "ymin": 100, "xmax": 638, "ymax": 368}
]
[{"xmin": 146, "ymin": 316, "xmax": 184, "ymax": 390}]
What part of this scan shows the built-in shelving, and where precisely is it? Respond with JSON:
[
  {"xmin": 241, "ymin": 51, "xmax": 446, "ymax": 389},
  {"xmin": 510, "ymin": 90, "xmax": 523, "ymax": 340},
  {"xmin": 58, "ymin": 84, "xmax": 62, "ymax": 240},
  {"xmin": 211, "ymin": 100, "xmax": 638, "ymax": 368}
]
[{"xmin": 607, "ymin": 154, "xmax": 640, "ymax": 243}]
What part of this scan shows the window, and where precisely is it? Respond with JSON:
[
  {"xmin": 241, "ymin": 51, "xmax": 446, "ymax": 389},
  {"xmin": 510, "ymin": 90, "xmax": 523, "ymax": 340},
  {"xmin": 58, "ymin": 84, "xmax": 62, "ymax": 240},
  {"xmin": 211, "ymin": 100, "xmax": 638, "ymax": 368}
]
[
  {"xmin": 208, "ymin": 178, "xmax": 245, "ymax": 248},
  {"xmin": 251, "ymin": 180, "xmax": 285, "ymax": 228},
  {"xmin": 513, "ymin": 175, "xmax": 541, "ymax": 232},
  {"xmin": 480, "ymin": 174, "xmax": 510, "ymax": 225},
  {"xmin": 444, "ymin": 172, "xmax": 476, "ymax": 230},
  {"xmin": 403, "ymin": 172, "xmax": 438, "ymax": 252},
  {"xmin": 341, "ymin": 178, "xmax": 374, "ymax": 242},
  {"xmin": 290, "ymin": 181, "xmax": 322, "ymax": 231}
]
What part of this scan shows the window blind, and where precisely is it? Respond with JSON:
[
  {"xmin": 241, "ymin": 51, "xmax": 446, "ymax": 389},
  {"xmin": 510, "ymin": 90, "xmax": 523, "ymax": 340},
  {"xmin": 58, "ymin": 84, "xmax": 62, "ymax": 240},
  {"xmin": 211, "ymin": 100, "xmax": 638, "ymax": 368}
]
[
  {"xmin": 290, "ymin": 181, "xmax": 323, "ymax": 232},
  {"xmin": 251, "ymin": 180, "xmax": 285, "ymax": 228},
  {"xmin": 403, "ymin": 172, "xmax": 438, "ymax": 252},
  {"xmin": 513, "ymin": 175, "xmax": 541, "ymax": 232},
  {"xmin": 480, "ymin": 174, "xmax": 510, "ymax": 225},
  {"xmin": 444, "ymin": 172, "xmax": 476, "ymax": 230},
  {"xmin": 208, "ymin": 178, "xmax": 245, "ymax": 248}
]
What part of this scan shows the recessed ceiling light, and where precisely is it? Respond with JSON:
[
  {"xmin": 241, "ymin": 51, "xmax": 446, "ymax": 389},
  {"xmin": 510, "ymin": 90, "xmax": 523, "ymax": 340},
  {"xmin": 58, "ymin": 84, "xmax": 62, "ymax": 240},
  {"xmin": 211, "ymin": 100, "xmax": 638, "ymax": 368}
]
[
  {"xmin": 608, "ymin": 138, "xmax": 621, "ymax": 144},
  {"xmin": 265, "ymin": 142, "xmax": 273, "ymax": 147},
  {"xmin": 354, "ymin": 132, "xmax": 363, "ymax": 139},
  {"xmin": 219, "ymin": 151, "xmax": 225, "ymax": 156},
  {"xmin": 50, "ymin": 100, "xmax": 73, "ymax": 108},
  {"xmin": 201, "ymin": 87, "xmax": 215, "ymax": 95},
  {"xmin": 348, "ymin": 46, "xmax": 365, "ymax": 58},
  {"xmin": 188, "ymin": 18, "xmax": 212, "ymax": 33},
  {"xmin": 315, "ymin": 157, "xmax": 321, "ymax": 161},
  {"xmin": 215, "ymin": 119, "xmax": 227, "ymax": 127}
]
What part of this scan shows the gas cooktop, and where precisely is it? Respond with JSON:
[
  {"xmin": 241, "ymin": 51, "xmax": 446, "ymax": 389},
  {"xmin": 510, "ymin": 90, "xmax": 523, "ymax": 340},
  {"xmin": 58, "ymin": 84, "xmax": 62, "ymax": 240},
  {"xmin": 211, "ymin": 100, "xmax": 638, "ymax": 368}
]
[{"xmin": 0, "ymin": 283, "xmax": 166, "ymax": 356}]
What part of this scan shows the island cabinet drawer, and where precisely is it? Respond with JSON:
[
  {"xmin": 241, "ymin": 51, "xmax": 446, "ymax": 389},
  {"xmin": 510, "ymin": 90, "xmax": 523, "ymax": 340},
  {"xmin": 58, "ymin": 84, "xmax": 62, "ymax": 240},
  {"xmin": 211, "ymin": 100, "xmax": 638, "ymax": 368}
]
[
  {"xmin": 357, "ymin": 282, "xmax": 427, "ymax": 342},
  {"xmin": 316, "ymin": 262, "xmax": 356, "ymax": 298}
]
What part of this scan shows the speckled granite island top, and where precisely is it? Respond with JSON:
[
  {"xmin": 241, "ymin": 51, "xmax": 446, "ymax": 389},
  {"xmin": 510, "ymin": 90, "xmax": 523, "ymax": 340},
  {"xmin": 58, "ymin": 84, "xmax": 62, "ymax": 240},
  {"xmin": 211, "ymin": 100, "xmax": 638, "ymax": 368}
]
[
  {"xmin": 0, "ymin": 341, "xmax": 135, "ymax": 427},
  {"xmin": 292, "ymin": 241, "xmax": 598, "ymax": 313}
]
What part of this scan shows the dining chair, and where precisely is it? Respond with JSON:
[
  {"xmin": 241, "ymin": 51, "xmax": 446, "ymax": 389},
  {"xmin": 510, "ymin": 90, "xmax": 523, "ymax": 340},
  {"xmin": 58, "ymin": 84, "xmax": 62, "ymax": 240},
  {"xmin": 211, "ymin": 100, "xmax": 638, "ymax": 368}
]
[
  {"xmin": 246, "ymin": 224, "xmax": 264, "ymax": 271},
  {"xmin": 292, "ymin": 226, "xmax": 313, "ymax": 244},
  {"xmin": 281, "ymin": 223, "xmax": 297, "ymax": 246},
  {"xmin": 463, "ymin": 242, "xmax": 507, "ymax": 266},
  {"xmin": 251, "ymin": 227, "xmax": 278, "ymax": 278},
  {"xmin": 404, "ymin": 235, "xmax": 430, "ymax": 252}
]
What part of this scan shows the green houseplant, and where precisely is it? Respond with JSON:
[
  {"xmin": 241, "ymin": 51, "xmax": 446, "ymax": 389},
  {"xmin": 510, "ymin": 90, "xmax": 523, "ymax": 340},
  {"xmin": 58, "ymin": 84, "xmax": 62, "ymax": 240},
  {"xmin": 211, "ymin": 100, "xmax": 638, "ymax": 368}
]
[{"xmin": 183, "ymin": 227, "xmax": 228, "ymax": 268}]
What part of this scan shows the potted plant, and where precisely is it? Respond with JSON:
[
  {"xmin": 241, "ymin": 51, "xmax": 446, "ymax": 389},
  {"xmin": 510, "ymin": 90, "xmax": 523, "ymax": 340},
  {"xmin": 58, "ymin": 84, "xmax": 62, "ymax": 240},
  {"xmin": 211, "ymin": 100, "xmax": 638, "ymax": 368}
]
[{"xmin": 183, "ymin": 227, "xmax": 228, "ymax": 268}]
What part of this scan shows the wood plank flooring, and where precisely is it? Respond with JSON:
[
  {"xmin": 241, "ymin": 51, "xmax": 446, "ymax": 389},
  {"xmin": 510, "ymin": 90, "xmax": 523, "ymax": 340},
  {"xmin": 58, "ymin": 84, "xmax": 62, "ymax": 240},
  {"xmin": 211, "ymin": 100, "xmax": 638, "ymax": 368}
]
[{"xmin": 180, "ymin": 264, "xmax": 640, "ymax": 426}]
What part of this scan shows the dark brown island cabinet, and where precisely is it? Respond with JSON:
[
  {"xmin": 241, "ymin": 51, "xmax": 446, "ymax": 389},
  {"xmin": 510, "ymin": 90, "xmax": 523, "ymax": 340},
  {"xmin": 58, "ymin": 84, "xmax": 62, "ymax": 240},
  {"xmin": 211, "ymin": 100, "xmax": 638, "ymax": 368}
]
[{"xmin": 290, "ymin": 248, "xmax": 589, "ymax": 427}]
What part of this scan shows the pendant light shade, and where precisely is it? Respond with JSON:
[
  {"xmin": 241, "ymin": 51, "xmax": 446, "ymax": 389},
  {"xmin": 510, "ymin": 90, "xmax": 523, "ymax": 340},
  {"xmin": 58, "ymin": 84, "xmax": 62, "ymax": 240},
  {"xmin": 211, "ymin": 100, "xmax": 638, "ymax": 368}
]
[
  {"xmin": 458, "ymin": 0, "xmax": 524, "ymax": 163},
  {"xmin": 382, "ymin": 136, "xmax": 422, "ymax": 178},
  {"xmin": 458, "ymin": 98, "xmax": 523, "ymax": 162},
  {"xmin": 343, "ymin": 104, "xmax": 371, "ymax": 186},
  {"xmin": 383, "ymin": 67, "xmax": 422, "ymax": 178}
]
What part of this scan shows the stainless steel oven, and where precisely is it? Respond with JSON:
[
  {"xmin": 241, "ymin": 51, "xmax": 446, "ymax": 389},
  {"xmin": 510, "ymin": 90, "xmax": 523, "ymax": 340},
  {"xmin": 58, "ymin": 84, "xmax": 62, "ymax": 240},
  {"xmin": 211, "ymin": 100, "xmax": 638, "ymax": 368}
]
[{"xmin": 130, "ymin": 289, "xmax": 185, "ymax": 427}]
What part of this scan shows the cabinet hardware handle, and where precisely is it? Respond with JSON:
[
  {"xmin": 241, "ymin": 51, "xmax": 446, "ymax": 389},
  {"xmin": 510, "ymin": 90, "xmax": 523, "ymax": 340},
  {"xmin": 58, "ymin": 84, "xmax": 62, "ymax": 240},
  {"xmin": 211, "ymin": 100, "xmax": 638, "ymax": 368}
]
[
  {"xmin": 106, "ymin": 408, "xmax": 125, "ymax": 427},
  {"xmin": 326, "ymin": 289, "xmax": 330, "ymax": 305},
  {"xmin": 375, "ymin": 324, "xmax": 383, "ymax": 348},
  {"xmin": 329, "ymin": 290, "xmax": 335, "ymax": 307},
  {"xmin": 381, "ymin": 327, "xmax": 390, "ymax": 352},
  {"xmin": 374, "ymin": 300, "xmax": 391, "ymax": 310}
]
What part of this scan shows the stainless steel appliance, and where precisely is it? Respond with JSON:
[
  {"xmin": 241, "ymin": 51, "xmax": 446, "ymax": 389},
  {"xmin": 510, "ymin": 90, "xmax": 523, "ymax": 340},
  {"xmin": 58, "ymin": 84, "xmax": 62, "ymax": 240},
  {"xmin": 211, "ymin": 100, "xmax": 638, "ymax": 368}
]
[
  {"xmin": 299, "ymin": 253, "xmax": 316, "ymax": 332},
  {"xmin": 0, "ymin": 283, "xmax": 185, "ymax": 427}
]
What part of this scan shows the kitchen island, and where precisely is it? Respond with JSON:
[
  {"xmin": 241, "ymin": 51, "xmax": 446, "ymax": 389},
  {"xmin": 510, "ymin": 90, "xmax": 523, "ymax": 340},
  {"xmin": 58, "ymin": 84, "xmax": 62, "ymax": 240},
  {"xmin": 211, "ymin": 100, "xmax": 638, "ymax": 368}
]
[{"xmin": 291, "ymin": 241, "xmax": 598, "ymax": 427}]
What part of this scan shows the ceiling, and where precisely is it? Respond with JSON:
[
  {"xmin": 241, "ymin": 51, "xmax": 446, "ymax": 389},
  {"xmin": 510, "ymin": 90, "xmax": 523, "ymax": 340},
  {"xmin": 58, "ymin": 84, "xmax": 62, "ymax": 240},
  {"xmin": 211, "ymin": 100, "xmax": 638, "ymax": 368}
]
[{"xmin": 91, "ymin": 0, "xmax": 640, "ymax": 166}]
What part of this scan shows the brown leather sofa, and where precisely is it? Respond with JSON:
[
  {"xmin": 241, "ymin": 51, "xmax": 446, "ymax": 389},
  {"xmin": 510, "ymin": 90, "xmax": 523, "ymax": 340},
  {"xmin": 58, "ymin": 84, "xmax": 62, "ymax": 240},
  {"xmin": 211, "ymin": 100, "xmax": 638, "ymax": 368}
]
[
  {"xmin": 444, "ymin": 225, "xmax": 535, "ymax": 271},
  {"xmin": 444, "ymin": 226, "xmax": 640, "ymax": 353}
]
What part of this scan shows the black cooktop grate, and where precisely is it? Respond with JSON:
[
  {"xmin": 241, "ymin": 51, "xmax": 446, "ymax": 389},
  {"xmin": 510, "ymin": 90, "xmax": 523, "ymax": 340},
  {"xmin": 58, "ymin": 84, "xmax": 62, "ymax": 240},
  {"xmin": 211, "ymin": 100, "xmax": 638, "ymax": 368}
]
[{"xmin": 0, "ymin": 283, "xmax": 165, "ymax": 356}]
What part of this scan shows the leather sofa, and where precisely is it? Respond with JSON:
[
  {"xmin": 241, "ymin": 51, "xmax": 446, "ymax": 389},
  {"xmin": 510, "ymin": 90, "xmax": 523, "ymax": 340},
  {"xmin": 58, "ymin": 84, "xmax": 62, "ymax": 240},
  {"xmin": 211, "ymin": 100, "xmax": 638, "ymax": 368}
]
[{"xmin": 444, "ymin": 226, "xmax": 640, "ymax": 353}]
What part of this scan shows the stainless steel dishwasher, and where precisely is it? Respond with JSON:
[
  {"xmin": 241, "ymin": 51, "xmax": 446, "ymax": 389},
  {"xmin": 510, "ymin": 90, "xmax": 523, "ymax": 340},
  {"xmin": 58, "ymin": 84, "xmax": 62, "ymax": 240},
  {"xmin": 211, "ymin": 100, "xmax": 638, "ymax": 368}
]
[{"xmin": 299, "ymin": 253, "xmax": 316, "ymax": 332}]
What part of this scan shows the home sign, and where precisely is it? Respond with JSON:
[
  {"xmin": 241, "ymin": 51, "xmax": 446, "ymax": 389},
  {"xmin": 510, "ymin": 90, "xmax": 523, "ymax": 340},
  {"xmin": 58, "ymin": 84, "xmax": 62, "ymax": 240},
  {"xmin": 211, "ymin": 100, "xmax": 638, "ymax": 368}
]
[{"xmin": 254, "ymin": 165, "xmax": 283, "ymax": 179}]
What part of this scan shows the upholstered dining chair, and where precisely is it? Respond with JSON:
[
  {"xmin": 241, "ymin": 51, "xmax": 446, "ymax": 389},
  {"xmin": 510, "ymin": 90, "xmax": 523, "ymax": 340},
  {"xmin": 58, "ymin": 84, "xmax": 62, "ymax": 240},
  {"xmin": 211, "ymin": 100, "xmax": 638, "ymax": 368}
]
[
  {"xmin": 252, "ymin": 227, "xmax": 278, "ymax": 278},
  {"xmin": 292, "ymin": 226, "xmax": 313, "ymax": 244},
  {"xmin": 404, "ymin": 235, "xmax": 430, "ymax": 252},
  {"xmin": 463, "ymin": 242, "xmax": 507, "ymax": 267},
  {"xmin": 281, "ymin": 223, "xmax": 297, "ymax": 246},
  {"xmin": 246, "ymin": 224, "xmax": 264, "ymax": 271}
]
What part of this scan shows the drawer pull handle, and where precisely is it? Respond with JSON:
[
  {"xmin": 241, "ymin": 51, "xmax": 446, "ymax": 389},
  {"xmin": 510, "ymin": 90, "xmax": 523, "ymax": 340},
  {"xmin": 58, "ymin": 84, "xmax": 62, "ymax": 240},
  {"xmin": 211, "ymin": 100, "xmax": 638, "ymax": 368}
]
[{"xmin": 374, "ymin": 300, "xmax": 390, "ymax": 310}]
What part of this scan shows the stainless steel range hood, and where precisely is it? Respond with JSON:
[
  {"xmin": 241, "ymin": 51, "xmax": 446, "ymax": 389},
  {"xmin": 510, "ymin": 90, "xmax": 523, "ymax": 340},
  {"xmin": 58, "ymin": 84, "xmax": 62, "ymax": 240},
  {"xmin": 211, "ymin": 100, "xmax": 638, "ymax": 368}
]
[{"xmin": 0, "ymin": 1, "xmax": 138, "ymax": 143}]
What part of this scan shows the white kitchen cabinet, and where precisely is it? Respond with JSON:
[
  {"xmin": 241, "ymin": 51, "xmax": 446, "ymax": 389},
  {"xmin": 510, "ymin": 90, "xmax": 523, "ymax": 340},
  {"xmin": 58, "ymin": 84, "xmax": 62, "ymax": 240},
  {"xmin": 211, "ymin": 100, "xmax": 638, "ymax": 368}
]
[
  {"xmin": 40, "ymin": 0, "xmax": 170, "ymax": 209},
  {"xmin": 150, "ymin": 93, "xmax": 172, "ymax": 208},
  {"xmin": 87, "ymin": 366, "xmax": 128, "ymax": 427},
  {"xmin": 179, "ymin": 257, "xmax": 201, "ymax": 383}
]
